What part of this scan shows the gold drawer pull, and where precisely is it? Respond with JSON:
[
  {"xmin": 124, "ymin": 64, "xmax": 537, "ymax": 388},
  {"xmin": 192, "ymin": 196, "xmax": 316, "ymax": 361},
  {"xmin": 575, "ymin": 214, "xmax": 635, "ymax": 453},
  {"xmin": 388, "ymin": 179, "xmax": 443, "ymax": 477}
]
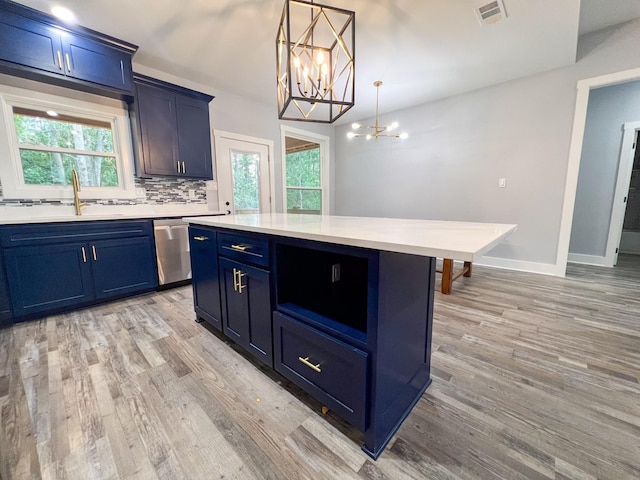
[
  {"xmin": 298, "ymin": 356, "xmax": 321, "ymax": 373},
  {"xmin": 193, "ymin": 236, "xmax": 209, "ymax": 241},
  {"xmin": 91, "ymin": 245, "xmax": 97, "ymax": 261},
  {"xmin": 231, "ymin": 244, "xmax": 249, "ymax": 251}
]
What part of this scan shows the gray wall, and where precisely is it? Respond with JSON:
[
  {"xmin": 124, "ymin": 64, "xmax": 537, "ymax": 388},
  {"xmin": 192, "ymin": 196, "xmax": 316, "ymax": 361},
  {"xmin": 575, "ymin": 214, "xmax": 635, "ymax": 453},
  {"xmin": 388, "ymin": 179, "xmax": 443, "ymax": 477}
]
[
  {"xmin": 335, "ymin": 19, "xmax": 640, "ymax": 271},
  {"xmin": 569, "ymin": 81, "xmax": 640, "ymax": 257}
]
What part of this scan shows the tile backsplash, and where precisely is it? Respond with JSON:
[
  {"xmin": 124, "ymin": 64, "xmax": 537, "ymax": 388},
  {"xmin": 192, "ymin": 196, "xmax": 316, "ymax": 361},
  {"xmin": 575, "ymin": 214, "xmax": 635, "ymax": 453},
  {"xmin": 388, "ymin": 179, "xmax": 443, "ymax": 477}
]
[{"xmin": 0, "ymin": 177, "xmax": 207, "ymax": 207}]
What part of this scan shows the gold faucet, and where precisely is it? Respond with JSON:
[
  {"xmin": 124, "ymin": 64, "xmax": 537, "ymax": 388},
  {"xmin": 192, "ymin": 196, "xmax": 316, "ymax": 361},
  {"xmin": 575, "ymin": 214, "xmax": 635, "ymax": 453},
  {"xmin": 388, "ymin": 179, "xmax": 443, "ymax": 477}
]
[{"xmin": 71, "ymin": 169, "xmax": 87, "ymax": 215}]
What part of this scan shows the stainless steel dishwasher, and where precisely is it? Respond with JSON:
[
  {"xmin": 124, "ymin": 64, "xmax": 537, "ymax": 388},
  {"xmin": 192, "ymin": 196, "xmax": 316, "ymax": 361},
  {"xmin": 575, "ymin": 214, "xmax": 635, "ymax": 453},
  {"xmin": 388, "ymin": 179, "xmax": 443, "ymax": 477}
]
[{"xmin": 153, "ymin": 218, "xmax": 191, "ymax": 287}]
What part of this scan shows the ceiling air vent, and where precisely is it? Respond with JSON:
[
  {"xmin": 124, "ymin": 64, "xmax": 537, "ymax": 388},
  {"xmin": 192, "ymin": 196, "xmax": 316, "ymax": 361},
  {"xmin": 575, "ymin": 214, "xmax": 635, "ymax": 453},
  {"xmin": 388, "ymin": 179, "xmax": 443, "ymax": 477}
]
[{"xmin": 475, "ymin": 0, "xmax": 507, "ymax": 25}]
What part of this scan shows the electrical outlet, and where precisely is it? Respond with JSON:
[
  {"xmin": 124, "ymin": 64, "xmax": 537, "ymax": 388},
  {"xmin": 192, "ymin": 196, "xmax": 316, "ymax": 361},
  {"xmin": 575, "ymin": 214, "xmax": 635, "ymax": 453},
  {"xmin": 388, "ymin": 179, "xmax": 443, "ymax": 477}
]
[
  {"xmin": 498, "ymin": 178, "xmax": 507, "ymax": 188},
  {"xmin": 188, "ymin": 189, "xmax": 196, "ymax": 199},
  {"xmin": 135, "ymin": 187, "xmax": 146, "ymax": 197},
  {"xmin": 331, "ymin": 263, "xmax": 341, "ymax": 283}
]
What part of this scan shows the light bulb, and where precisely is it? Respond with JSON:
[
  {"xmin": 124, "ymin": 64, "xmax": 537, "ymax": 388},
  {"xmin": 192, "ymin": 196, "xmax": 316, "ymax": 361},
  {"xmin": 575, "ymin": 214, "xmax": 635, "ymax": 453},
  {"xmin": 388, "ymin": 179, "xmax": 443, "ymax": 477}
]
[
  {"xmin": 347, "ymin": 132, "xmax": 356, "ymax": 139},
  {"xmin": 46, "ymin": 110, "xmax": 59, "ymax": 117},
  {"xmin": 399, "ymin": 132, "xmax": 409, "ymax": 139},
  {"xmin": 293, "ymin": 57, "xmax": 300, "ymax": 68},
  {"xmin": 351, "ymin": 122, "xmax": 361, "ymax": 129},
  {"xmin": 390, "ymin": 122, "xmax": 399, "ymax": 130},
  {"xmin": 317, "ymin": 51, "xmax": 325, "ymax": 65},
  {"xmin": 51, "ymin": 6, "xmax": 75, "ymax": 22},
  {"xmin": 366, "ymin": 134, "xmax": 372, "ymax": 140}
]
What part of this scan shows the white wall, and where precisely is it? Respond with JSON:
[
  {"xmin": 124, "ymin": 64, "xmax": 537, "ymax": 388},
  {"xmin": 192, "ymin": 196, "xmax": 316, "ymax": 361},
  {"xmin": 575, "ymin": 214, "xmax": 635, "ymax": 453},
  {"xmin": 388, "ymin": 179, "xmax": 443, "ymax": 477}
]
[
  {"xmin": 335, "ymin": 19, "xmax": 640, "ymax": 275},
  {"xmin": 569, "ymin": 80, "xmax": 640, "ymax": 257}
]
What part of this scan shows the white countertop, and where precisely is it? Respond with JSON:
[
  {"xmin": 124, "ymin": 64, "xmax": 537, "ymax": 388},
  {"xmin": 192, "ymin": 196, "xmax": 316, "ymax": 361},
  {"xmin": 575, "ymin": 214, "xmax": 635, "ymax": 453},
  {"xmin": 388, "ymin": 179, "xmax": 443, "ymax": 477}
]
[
  {"xmin": 183, "ymin": 213, "xmax": 517, "ymax": 261},
  {"xmin": 0, "ymin": 204, "xmax": 225, "ymax": 224}
]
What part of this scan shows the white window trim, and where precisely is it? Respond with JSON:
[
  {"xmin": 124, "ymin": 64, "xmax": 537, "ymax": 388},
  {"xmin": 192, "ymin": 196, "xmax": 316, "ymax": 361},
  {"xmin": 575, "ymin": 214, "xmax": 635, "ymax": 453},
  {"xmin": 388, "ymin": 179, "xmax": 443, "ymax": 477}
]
[
  {"xmin": 280, "ymin": 125, "xmax": 330, "ymax": 214},
  {"xmin": 0, "ymin": 84, "xmax": 136, "ymax": 200}
]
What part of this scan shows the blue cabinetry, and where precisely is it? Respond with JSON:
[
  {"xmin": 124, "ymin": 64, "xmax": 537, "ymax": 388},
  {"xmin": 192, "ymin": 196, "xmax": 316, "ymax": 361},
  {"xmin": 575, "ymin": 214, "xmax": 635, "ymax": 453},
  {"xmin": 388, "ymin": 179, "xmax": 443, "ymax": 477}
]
[
  {"xmin": 188, "ymin": 224, "xmax": 435, "ymax": 459},
  {"xmin": 0, "ymin": 250, "xmax": 13, "ymax": 326},
  {"xmin": 188, "ymin": 226, "xmax": 222, "ymax": 330},
  {"xmin": 0, "ymin": 1, "xmax": 137, "ymax": 98},
  {"xmin": 131, "ymin": 74, "xmax": 214, "ymax": 179},
  {"xmin": 219, "ymin": 257, "xmax": 272, "ymax": 365},
  {"xmin": 1, "ymin": 220, "xmax": 157, "ymax": 320}
]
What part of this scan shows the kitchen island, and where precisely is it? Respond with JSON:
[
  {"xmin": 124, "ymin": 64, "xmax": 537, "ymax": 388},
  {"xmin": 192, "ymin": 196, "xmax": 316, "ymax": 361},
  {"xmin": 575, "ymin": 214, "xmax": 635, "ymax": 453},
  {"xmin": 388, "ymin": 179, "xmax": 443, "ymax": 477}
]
[{"xmin": 183, "ymin": 213, "xmax": 516, "ymax": 458}]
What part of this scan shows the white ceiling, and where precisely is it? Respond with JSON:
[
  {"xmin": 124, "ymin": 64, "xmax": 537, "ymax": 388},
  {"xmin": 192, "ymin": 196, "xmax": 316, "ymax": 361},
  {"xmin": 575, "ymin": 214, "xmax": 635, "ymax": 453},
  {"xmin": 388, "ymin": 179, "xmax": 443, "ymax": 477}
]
[{"xmin": 13, "ymin": 0, "xmax": 640, "ymax": 124}]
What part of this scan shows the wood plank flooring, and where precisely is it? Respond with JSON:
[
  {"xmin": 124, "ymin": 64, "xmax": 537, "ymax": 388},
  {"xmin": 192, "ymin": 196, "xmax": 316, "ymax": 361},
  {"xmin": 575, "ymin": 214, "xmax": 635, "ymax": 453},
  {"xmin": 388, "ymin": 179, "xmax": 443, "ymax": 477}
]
[{"xmin": 1, "ymin": 255, "xmax": 640, "ymax": 479}]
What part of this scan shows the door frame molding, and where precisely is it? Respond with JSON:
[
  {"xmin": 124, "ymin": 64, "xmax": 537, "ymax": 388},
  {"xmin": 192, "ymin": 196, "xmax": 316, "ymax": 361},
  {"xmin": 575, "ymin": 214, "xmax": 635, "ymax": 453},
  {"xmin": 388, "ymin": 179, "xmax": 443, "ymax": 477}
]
[
  {"xmin": 280, "ymin": 125, "xmax": 330, "ymax": 214},
  {"xmin": 605, "ymin": 121, "xmax": 640, "ymax": 266},
  {"xmin": 558, "ymin": 67, "xmax": 640, "ymax": 275},
  {"xmin": 213, "ymin": 130, "xmax": 275, "ymax": 214}
]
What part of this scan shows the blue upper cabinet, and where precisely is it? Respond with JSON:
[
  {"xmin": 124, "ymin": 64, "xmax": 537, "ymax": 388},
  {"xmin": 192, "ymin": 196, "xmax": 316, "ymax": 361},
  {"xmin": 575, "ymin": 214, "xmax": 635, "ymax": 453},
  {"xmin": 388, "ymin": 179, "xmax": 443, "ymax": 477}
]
[
  {"xmin": 131, "ymin": 74, "xmax": 214, "ymax": 179},
  {"xmin": 0, "ymin": 1, "xmax": 137, "ymax": 98}
]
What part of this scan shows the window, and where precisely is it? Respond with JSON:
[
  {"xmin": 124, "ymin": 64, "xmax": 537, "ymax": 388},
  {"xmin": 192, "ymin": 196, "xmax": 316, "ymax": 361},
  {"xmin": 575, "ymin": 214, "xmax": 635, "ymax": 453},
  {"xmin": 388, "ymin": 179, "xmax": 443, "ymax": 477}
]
[
  {"xmin": 0, "ymin": 83, "xmax": 135, "ymax": 199},
  {"xmin": 286, "ymin": 144, "xmax": 321, "ymax": 213},
  {"xmin": 281, "ymin": 126, "xmax": 329, "ymax": 215},
  {"xmin": 232, "ymin": 150, "xmax": 261, "ymax": 214}
]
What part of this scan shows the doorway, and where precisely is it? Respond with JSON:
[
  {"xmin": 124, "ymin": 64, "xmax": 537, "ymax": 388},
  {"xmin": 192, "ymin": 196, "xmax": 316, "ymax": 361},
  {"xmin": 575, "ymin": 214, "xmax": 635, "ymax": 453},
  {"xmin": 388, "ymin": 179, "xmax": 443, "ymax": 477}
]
[
  {"xmin": 280, "ymin": 126, "xmax": 330, "ymax": 215},
  {"xmin": 214, "ymin": 131, "xmax": 275, "ymax": 215},
  {"xmin": 620, "ymin": 130, "xmax": 640, "ymax": 254}
]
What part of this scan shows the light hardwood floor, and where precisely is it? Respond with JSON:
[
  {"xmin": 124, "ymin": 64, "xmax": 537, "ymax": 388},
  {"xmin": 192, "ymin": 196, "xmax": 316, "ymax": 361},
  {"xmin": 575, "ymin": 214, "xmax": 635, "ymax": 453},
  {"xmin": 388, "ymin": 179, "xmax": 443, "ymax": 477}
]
[{"xmin": 1, "ymin": 255, "xmax": 640, "ymax": 480}]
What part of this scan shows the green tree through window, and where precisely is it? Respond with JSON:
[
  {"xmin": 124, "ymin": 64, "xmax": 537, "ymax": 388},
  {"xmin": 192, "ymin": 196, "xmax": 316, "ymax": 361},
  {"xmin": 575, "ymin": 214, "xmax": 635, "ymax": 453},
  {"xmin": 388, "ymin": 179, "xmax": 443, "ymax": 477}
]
[
  {"xmin": 13, "ymin": 107, "xmax": 119, "ymax": 187},
  {"xmin": 286, "ymin": 146, "xmax": 321, "ymax": 213}
]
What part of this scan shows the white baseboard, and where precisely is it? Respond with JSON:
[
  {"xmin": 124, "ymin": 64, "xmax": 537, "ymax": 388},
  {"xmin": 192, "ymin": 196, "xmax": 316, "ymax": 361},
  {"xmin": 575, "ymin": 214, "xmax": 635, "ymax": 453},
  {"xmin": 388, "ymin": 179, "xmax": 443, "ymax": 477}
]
[
  {"xmin": 567, "ymin": 253, "xmax": 610, "ymax": 267},
  {"xmin": 620, "ymin": 231, "xmax": 640, "ymax": 254},
  {"xmin": 475, "ymin": 256, "xmax": 562, "ymax": 276}
]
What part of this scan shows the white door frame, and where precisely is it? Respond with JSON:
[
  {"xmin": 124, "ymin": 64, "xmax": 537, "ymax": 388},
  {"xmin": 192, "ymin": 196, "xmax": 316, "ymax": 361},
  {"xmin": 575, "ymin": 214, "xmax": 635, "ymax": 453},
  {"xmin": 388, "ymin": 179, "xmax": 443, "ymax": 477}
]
[
  {"xmin": 280, "ymin": 125, "xmax": 330, "ymax": 214},
  {"xmin": 605, "ymin": 121, "xmax": 640, "ymax": 266},
  {"xmin": 557, "ymin": 67, "xmax": 640, "ymax": 275},
  {"xmin": 213, "ymin": 130, "xmax": 275, "ymax": 214}
]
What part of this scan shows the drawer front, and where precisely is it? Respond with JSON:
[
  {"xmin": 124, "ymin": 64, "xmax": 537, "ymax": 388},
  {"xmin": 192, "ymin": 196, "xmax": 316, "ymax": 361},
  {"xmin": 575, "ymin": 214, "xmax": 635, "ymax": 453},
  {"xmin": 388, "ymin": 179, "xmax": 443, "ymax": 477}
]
[
  {"xmin": 218, "ymin": 231, "xmax": 269, "ymax": 268},
  {"xmin": 0, "ymin": 220, "xmax": 153, "ymax": 248},
  {"xmin": 273, "ymin": 311, "xmax": 368, "ymax": 430}
]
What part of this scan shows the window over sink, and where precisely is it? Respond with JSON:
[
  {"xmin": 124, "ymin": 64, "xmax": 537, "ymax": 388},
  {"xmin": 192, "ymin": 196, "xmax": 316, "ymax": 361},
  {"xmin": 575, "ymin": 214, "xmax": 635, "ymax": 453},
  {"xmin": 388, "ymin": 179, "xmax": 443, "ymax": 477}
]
[{"xmin": 0, "ymin": 82, "xmax": 136, "ymax": 200}]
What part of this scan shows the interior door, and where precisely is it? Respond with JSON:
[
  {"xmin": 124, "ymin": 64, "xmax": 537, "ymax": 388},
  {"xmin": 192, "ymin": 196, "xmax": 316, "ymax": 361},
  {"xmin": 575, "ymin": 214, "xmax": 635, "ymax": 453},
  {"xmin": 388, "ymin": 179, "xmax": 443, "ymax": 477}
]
[{"xmin": 215, "ymin": 133, "xmax": 272, "ymax": 214}]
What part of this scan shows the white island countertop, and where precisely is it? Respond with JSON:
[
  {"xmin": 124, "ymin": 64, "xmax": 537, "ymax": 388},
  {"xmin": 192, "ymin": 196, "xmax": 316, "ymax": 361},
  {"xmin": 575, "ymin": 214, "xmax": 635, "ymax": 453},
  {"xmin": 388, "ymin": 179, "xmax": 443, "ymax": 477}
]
[{"xmin": 184, "ymin": 213, "xmax": 517, "ymax": 261}]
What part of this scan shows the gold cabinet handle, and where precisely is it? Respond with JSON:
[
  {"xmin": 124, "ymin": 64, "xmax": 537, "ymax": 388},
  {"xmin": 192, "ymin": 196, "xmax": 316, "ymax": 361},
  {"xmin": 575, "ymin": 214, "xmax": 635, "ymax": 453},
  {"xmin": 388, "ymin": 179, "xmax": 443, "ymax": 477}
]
[
  {"xmin": 193, "ymin": 236, "xmax": 209, "ymax": 241},
  {"xmin": 65, "ymin": 53, "xmax": 71, "ymax": 72},
  {"xmin": 81, "ymin": 246, "xmax": 87, "ymax": 263},
  {"xmin": 231, "ymin": 244, "xmax": 249, "ymax": 251},
  {"xmin": 233, "ymin": 268, "xmax": 246, "ymax": 293},
  {"xmin": 182, "ymin": 161, "xmax": 186, "ymax": 173},
  {"xmin": 298, "ymin": 356, "xmax": 321, "ymax": 373},
  {"xmin": 91, "ymin": 245, "xmax": 97, "ymax": 261},
  {"xmin": 56, "ymin": 51, "xmax": 63, "ymax": 70},
  {"xmin": 177, "ymin": 161, "xmax": 181, "ymax": 173}
]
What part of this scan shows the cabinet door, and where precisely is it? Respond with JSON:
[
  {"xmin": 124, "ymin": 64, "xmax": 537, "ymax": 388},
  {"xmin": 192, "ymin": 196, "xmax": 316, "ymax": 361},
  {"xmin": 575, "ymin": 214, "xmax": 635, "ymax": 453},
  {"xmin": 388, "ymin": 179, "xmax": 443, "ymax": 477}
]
[
  {"xmin": 220, "ymin": 257, "xmax": 273, "ymax": 366},
  {"xmin": 62, "ymin": 34, "xmax": 134, "ymax": 92},
  {"xmin": 0, "ymin": 250, "xmax": 13, "ymax": 326},
  {"xmin": 0, "ymin": 11, "xmax": 63, "ymax": 74},
  {"xmin": 136, "ymin": 83, "xmax": 180, "ymax": 176},
  {"xmin": 189, "ymin": 228, "xmax": 221, "ymax": 330},
  {"xmin": 4, "ymin": 243, "xmax": 94, "ymax": 317},
  {"xmin": 90, "ymin": 237, "xmax": 157, "ymax": 300},
  {"xmin": 176, "ymin": 95, "xmax": 213, "ymax": 179}
]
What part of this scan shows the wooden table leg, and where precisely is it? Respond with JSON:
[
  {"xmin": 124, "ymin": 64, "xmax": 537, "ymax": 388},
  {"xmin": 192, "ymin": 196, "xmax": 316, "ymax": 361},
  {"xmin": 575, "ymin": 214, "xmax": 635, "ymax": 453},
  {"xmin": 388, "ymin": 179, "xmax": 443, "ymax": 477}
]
[
  {"xmin": 441, "ymin": 258, "xmax": 453, "ymax": 294},
  {"xmin": 437, "ymin": 259, "xmax": 472, "ymax": 294}
]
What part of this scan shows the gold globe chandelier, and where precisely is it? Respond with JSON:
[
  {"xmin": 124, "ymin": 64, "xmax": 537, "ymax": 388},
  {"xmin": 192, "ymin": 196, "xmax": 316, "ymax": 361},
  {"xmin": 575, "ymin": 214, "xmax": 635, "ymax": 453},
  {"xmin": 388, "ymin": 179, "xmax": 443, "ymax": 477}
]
[
  {"xmin": 276, "ymin": 0, "xmax": 355, "ymax": 123},
  {"xmin": 348, "ymin": 81, "xmax": 408, "ymax": 141}
]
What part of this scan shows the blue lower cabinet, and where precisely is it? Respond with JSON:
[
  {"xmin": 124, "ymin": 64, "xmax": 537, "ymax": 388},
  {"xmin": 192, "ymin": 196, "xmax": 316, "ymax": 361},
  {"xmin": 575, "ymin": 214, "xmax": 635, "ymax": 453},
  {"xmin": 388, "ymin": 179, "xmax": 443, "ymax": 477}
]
[
  {"xmin": 189, "ymin": 227, "xmax": 222, "ymax": 329},
  {"xmin": 1, "ymin": 220, "xmax": 158, "ymax": 320},
  {"xmin": 0, "ymin": 250, "xmax": 14, "ymax": 325},
  {"xmin": 5, "ymin": 242, "xmax": 94, "ymax": 317},
  {"xmin": 91, "ymin": 237, "xmax": 157, "ymax": 300},
  {"xmin": 219, "ymin": 257, "xmax": 272, "ymax": 366}
]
